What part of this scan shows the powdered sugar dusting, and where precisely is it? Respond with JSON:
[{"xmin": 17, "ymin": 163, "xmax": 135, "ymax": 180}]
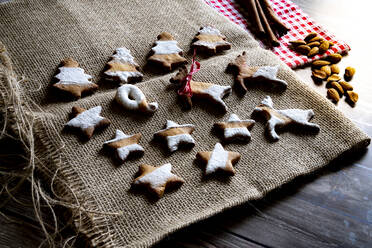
[
  {"xmin": 65, "ymin": 106, "xmax": 104, "ymax": 130},
  {"xmin": 202, "ymin": 84, "xmax": 231, "ymax": 111},
  {"xmin": 115, "ymin": 84, "xmax": 158, "ymax": 113},
  {"xmin": 135, "ymin": 163, "xmax": 174, "ymax": 188},
  {"xmin": 111, "ymin": 47, "xmax": 138, "ymax": 65},
  {"xmin": 105, "ymin": 71, "xmax": 143, "ymax": 82},
  {"xmin": 55, "ymin": 67, "xmax": 92, "ymax": 85},
  {"xmin": 252, "ymin": 65, "xmax": 287, "ymax": 87},
  {"xmin": 166, "ymin": 134, "xmax": 195, "ymax": 152},
  {"xmin": 192, "ymin": 40, "xmax": 230, "ymax": 49},
  {"xmin": 198, "ymin": 26, "xmax": 222, "ymax": 36},
  {"xmin": 205, "ymin": 143, "xmax": 228, "ymax": 174},
  {"xmin": 152, "ymin": 40, "xmax": 182, "ymax": 55},
  {"xmin": 117, "ymin": 144, "xmax": 144, "ymax": 161}
]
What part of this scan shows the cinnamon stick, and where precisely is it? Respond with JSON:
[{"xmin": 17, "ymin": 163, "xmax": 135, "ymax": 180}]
[
  {"xmin": 247, "ymin": 0, "xmax": 265, "ymax": 36},
  {"xmin": 255, "ymin": 0, "xmax": 279, "ymax": 47},
  {"xmin": 260, "ymin": 0, "xmax": 289, "ymax": 36}
]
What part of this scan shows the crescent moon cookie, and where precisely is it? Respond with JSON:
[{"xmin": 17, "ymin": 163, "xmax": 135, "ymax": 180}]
[
  {"xmin": 196, "ymin": 143, "xmax": 241, "ymax": 176},
  {"xmin": 104, "ymin": 47, "xmax": 143, "ymax": 84},
  {"xmin": 191, "ymin": 26, "xmax": 231, "ymax": 54},
  {"xmin": 227, "ymin": 52, "xmax": 288, "ymax": 93},
  {"xmin": 103, "ymin": 130, "xmax": 144, "ymax": 163},
  {"xmin": 133, "ymin": 163, "xmax": 185, "ymax": 198},
  {"xmin": 154, "ymin": 120, "xmax": 195, "ymax": 153},
  {"xmin": 253, "ymin": 96, "xmax": 320, "ymax": 141},
  {"xmin": 214, "ymin": 114, "xmax": 255, "ymax": 142},
  {"xmin": 170, "ymin": 66, "xmax": 232, "ymax": 112},
  {"xmin": 53, "ymin": 58, "xmax": 98, "ymax": 99},
  {"xmin": 115, "ymin": 84, "xmax": 158, "ymax": 114},
  {"xmin": 65, "ymin": 106, "xmax": 110, "ymax": 140},
  {"xmin": 147, "ymin": 32, "xmax": 187, "ymax": 71}
]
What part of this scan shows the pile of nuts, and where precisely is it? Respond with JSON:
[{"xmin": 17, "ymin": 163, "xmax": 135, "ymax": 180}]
[
  {"xmin": 311, "ymin": 55, "xmax": 357, "ymax": 106},
  {"xmin": 289, "ymin": 32, "xmax": 334, "ymax": 57},
  {"xmin": 289, "ymin": 32, "xmax": 359, "ymax": 106}
]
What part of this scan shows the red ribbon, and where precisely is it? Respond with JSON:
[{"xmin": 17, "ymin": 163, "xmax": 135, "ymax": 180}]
[{"xmin": 178, "ymin": 50, "xmax": 200, "ymax": 97}]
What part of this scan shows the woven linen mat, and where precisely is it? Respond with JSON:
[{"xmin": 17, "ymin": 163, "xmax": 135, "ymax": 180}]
[{"xmin": 0, "ymin": 0, "xmax": 370, "ymax": 247}]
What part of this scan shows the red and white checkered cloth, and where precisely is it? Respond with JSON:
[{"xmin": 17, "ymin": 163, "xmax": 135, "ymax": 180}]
[{"xmin": 203, "ymin": 0, "xmax": 350, "ymax": 68}]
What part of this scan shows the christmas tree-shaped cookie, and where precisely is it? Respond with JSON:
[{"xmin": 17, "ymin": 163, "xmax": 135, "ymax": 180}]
[
  {"xmin": 148, "ymin": 32, "xmax": 187, "ymax": 71},
  {"xmin": 53, "ymin": 58, "xmax": 98, "ymax": 99},
  {"xmin": 104, "ymin": 47, "xmax": 143, "ymax": 84}
]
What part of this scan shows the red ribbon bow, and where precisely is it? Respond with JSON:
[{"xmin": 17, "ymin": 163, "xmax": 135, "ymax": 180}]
[{"xmin": 178, "ymin": 50, "xmax": 200, "ymax": 97}]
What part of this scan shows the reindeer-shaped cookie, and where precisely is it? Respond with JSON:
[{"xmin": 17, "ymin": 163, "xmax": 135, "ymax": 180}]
[
  {"xmin": 170, "ymin": 65, "xmax": 232, "ymax": 112},
  {"xmin": 227, "ymin": 51, "xmax": 287, "ymax": 93},
  {"xmin": 253, "ymin": 96, "xmax": 320, "ymax": 141}
]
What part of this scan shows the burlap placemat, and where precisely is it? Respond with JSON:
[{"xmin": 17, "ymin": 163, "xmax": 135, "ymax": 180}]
[{"xmin": 0, "ymin": 0, "xmax": 370, "ymax": 247}]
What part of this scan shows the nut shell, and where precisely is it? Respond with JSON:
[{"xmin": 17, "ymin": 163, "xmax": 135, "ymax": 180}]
[
  {"xmin": 339, "ymin": 81, "xmax": 353, "ymax": 91},
  {"xmin": 327, "ymin": 88, "xmax": 340, "ymax": 103},
  {"xmin": 344, "ymin": 67, "xmax": 356, "ymax": 81},
  {"xmin": 326, "ymin": 54, "xmax": 342, "ymax": 64},
  {"xmin": 312, "ymin": 60, "xmax": 331, "ymax": 67},
  {"xmin": 330, "ymin": 64, "xmax": 340, "ymax": 74}
]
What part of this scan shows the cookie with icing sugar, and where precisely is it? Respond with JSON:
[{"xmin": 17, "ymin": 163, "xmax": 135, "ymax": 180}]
[
  {"xmin": 170, "ymin": 65, "xmax": 232, "ymax": 112},
  {"xmin": 104, "ymin": 47, "xmax": 143, "ymax": 84},
  {"xmin": 53, "ymin": 58, "xmax": 98, "ymax": 99},
  {"xmin": 154, "ymin": 120, "xmax": 195, "ymax": 153},
  {"xmin": 115, "ymin": 84, "xmax": 158, "ymax": 114},
  {"xmin": 103, "ymin": 130, "xmax": 144, "ymax": 163},
  {"xmin": 196, "ymin": 143, "xmax": 241, "ymax": 176},
  {"xmin": 65, "ymin": 106, "xmax": 110, "ymax": 140},
  {"xmin": 227, "ymin": 52, "xmax": 288, "ymax": 93},
  {"xmin": 214, "ymin": 114, "xmax": 255, "ymax": 142},
  {"xmin": 133, "ymin": 163, "xmax": 185, "ymax": 198},
  {"xmin": 147, "ymin": 32, "xmax": 187, "ymax": 71},
  {"xmin": 191, "ymin": 26, "xmax": 231, "ymax": 54},
  {"xmin": 252, "ymin": 96, "xmax": 320, "ymax": 141}
]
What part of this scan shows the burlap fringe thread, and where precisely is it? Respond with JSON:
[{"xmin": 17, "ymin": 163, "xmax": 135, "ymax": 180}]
[{"xmin": 0, "ymin": 42, "xmax": 120, "ymax": 247}]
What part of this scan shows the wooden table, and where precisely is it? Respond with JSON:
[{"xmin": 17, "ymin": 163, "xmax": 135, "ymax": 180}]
[{"xmin": 1, "ymin": 0, "xmax": 371, "ymax": 247}]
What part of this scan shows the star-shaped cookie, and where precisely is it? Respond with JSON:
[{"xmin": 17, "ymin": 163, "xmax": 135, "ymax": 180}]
[
  {"xmin": 196, "ymin": 143, "xmax": 241, "ymax": 176},
  {"xmin": 54, "ymin": 58, "xmax": 98, "ymax": 98},
  {"xmin": 253, "ymin": 96, "xmax": 320, "ymax": 141},
  {"xmin": 227, "ymin": 52, "xmax": 287, "ymax": 93},
  {"xmin": 154, "ymin": 120, "xmax": 195, "ymax": 152},
  {"xmin": 133, "ymin": 163, "xmax": 185, "ymax": 198},
  {"xmin": 103, "ymin": 130, "xmax": 144, "ymax": 163},
  {"xmin": 65, "ymin": 106, "xmax": 110, "ymax": 139},
  {"xmin": 191, "ymin": 26, "xmax": 231, "ymax": 54},
  {"xmin": 104, "ymin": 47, "xmax": 143, "ymax": 84},
  {"xmin": 214, "ymin": 114, "xmax": 255, "ymax": 142}
]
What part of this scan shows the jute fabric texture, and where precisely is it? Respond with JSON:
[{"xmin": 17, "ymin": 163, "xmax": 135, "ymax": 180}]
[{"xmin": 0, "ymin": 0, "xmax": 370, "ymax": 247}]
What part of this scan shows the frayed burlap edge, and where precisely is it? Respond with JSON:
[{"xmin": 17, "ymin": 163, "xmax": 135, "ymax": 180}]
[{"xmin": 0, "ymin": 42, "xmax": 118, "ymax": 248}]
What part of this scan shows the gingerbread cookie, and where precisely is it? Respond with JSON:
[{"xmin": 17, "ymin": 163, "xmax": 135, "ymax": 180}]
[
  {"xmin": 133, "ymin": 163, "xmax": 185, "ymax": 198},
  {"xmin": 154, "ymin": 120, "xmax": 195, "ymax": 153},
  {"xmin": 148, "ymin": 32, "xmax": 187, "ymax": 71},
  {"xmin": 104, "ymin": 47, "xmax": 143, "ymax": 84},
  {"xmin": 253, "ymin": 96, "xmax": 320, "ymax": 141},
  {"xmin": 103, "ymin": 130, "xmax": 144, "ymax": 163},
  {"xmin": 214, "ymin": 114, "xmax": 255, "ymax": 142},
  {"xmin": 191, "ymin": 26, "xmax": 231, "ymax": 54},
  {"xmin": 170, "ymin": 65, "xmax": 232, "ymax": 112},
  {"xmin": 115, "ymin": 84, "xmax": 158, "ymax": 114},
  {"xmin": 227, "ymin": 52, "xmax": 287, "ymax": 93},
  {"xmin": 53, "ymin": 58, "xmax": 98, "ymax": 98},
  {"xmin": 65, "ymin": 106, "xmax": 110, "ymax": 139},
  {"xmin": 196, "ymin": 143, "xmax": 241, "ymax": 176}
]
